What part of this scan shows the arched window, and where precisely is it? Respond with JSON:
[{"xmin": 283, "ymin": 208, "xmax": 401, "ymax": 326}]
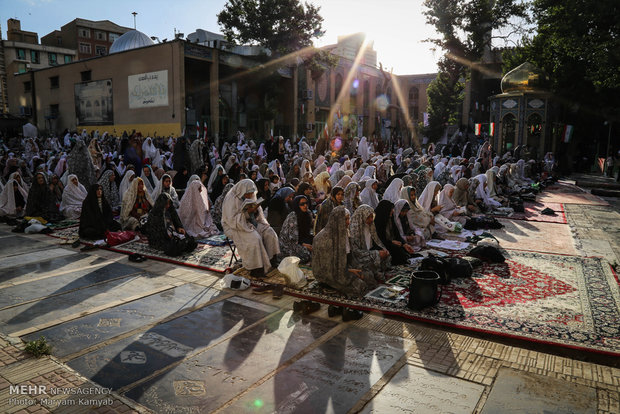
[{"xmin": 335, "ymin": 73, "xmax": 343, "ymax": 98}]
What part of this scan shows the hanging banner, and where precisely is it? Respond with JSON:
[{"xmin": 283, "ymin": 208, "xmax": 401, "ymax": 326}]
[{"xmin": 128, "ymin": 70, "xmax": 169, "ymax": 109}]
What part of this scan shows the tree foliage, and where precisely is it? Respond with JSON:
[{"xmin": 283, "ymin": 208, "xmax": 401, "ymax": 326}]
[
  {"xmin": 425, "ymin": 58, "xmax": 465, "ymax": 140},
  {"xmin": 217, "ymin": 0, "xmax": 324, "ymax": 56},
  {"xmin": 422, "ymin": 0, "xmax": 529, "ymax": 139},
  {"xmin": 503, "ymin": 0, "xmax": 620, "ymax": 121}
]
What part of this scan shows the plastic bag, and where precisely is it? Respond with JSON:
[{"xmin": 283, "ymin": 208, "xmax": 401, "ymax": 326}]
[
  {"xmin": 278, "ymin": 256, "xmax": 307, "ymax": 288},
  {"xmin": 25, "ymin": 219, "xmax": 47, "ymax": 234},
  {"xmin": 105, "ymin": 230, "xmax": 137, "ymax": 246},
  {"xmin": 219, "ymin": 273, "xmax": 251, "ymax": 290}
]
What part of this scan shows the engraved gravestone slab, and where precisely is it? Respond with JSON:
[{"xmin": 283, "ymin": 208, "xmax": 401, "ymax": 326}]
[
  {"xmin": 0, "ymin": 253, "xmax": 100, "ymax": 284},
  {"xmin": 0, "ymin": 274, "xmax": 170, "ymax": 335},
  {"xmin": 0, "ymin": 235, "xmax": 55, "ymax": 256},
  {"xmin": 68, "ymin": 298, "xmax": 277, "ymax": 390},
  {"xmin": 481, "ymin": 367, "xmax": 596, "ymax": 414},
  {"xmin": 0, "ymin": 262, "xmax": 139, "ymax": 309},
  {"xmin": 0, "ymin": 248, "xmax": 76, "ymax": 271},
  {"xmin": 24, "ymin": 284, "xmax": 222, "ymax": 357},
  {"xmin": 125, "ymin": 312, "xmax": 338, "ymax": 413},
  {"xmin": 360, "ymin": 364, "xmax": 484, "ymax": 413},
  {"xmin": 226, "ymin": 326, "xmax": 411, "ymax": 414}
]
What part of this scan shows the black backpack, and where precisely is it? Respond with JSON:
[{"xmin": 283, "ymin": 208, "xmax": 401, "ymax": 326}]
[
  {"xmin": 467, "ymin": 245, "xmax": 505, "ymax": 263},
  {"xmin": 420, "ymin": 255, "xmax": 450, "ymax": 285},
  {"xmin": 445, "ymin": 257, "xmax": 473, "ymax": 278}
]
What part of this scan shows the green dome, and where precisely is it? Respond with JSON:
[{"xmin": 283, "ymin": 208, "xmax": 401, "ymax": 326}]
[{"xmin": 501, "ymin": 62, "xmax": 549, "ymax": 93}]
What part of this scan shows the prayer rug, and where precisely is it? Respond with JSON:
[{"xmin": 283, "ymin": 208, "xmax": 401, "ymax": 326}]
[
  {"xmin": 246, "ymin": 251, "xmax": 620, "ymax": 356},
  {"xmin": 492, "ymin": 219, "xmax": 577, "ymax": 255},
  {"xmin": 47, "ymin": 226, "xmax": 233, "ymax": 273},
  {"xmin": 506, "ymin": 202, "xmax": 567, "ymax": 224}
]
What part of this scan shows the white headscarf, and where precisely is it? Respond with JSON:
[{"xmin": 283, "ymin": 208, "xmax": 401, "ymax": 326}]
[
  {"xmin": 178, "ymin": 179, "xmax": 218, "ymax": 237},
  {"xmin": 418, "ymin": 181, "xmax": 442, "ymax": 212},
  {"xmin": 119, "ymin": 170, "xmax": 136, "ymax": 200},
  {"xmin": 393, "ymin": 199, "xmax": 410, "ymax": 241},
  {"xmin": 357, "ymin": 136, "xmax": 370, "ymax": 162},
  {"xmin": 151, "ymin": 174, "xmax": 180, "ymax": 209},
  {"xmin": 433, "ymin": 162, "xmax": 446, "ymax": 180},
  {"xmin": 222, "ymin": 179, "xmax": 266, "ymax": 233},
  {"xmin": 437, "ymin": 183, "xmax": 458, "ymax": 215},
  {"xmin": 0, "ymin": 177, "xmax": 29, "ymax": 216},
  {"xmin": 257, "ymin": 143, "xmax": 267, "ymax": 159},
  {"xmin": 299, "ymin": 160, "xmax": 312, "ymax": 177},
  {"xmin": 382, "ymin": 178, "xmax": 403, "ymax": 203},
  {"xmin": 120, "ymin": 177, "xmax": 154, "ymax": 222},
  {"xmin": 207, "ymin": 164, "xmax": 225, "ymax": 192},
  {"xmin": 359, "ymin": 179, "xmax": 379, "ymax": 209},
  {"xmin": 140, "ymin": 165, "xmax": 159, "ymax": 195},
  {"xmin": 60, "ymin": 174, "xmax": 88, "ymax": 215},
  {"xmin": 362, "ymin": 166, "xmax": 376, "ymax": 179},
  {"xmin": 474, "ymin": 173, "xmax": 501, "ymax": 207}
]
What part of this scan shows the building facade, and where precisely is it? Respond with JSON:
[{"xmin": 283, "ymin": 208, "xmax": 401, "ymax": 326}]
[
  {"xmin": 41, "ymin": 19, "xmax": 131, "ymax": 60},
  {"xmin": 6, "ymin": 22, "xmax": 434, "ymax": 147},
  {"xmin": 1, "ymin": 19, "xmax": 77, "ymax": 116}
]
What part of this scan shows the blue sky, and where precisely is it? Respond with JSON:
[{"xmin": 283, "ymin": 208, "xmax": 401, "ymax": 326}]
[{"xmin": 6, "ymin": 0, "xmax": 441, "ymax": 74}]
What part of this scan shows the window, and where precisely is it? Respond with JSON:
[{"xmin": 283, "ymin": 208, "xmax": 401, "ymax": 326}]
[
  {"xmin": 17, "ymin": 63, "xmax": 27, "ymax": 73},
  {"xmin": 95, "ymin": 45, "xmax": 107, "ymax": 56},
  {"xmin": 79, "ymin": 28, "xmax": 90, "ymax": 38},
  {"xmin": 81, "ymin": 70, "xmax": 92, "ymax": 82},
  {"xmin": 64, "ymin": 55, "xmax": 73, "ymax": 64},
  {"xmin": 109, "ymin": 33, "xmax": 121, "ymax": 43},
  {"xmin": 48, "ymin": 52, "xmax": 57, "ymax": 66},
  {"xmin": 49, "ymin": 104, "xmax": 59, "ymax": 118},
  {"xmin": 95, "ymin": 31, "xmax": 106, "ymax": 41},
  {"xmin": 79, "ymin": 43, "xmax": 91, "ymax": 54},
  {"xmin": 50, "ymin": 76, "xmax": 59, "ymax": 89},
  {"xmin": 24, "ymin": 81, "xmax": 31, "ymax": 93},
  {"xmin": 30, "ymin": 50, "xmax": 40, "ymax": 64},
  {"xmin": 409, "ymin": 87, "xmax": 419, "ymax": 102},
  {"xmin": 16, "ymin": 48, "xmax": 26, "ymax": 60},
  {"xmin": 56, "ymin": 37, "xmax": 62, "ymax": 46}
]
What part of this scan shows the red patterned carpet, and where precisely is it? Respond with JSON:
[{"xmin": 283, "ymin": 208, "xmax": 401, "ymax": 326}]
[{"xmin": 256, "ymin": 250, "xmax": 620, "ymax": 357}]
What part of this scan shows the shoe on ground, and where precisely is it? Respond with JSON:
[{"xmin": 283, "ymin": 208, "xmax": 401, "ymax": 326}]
[
  {"xmin": 128, "ymin": 253, "xmax": 147, "ymax": 262},
  {"xmin": 272, "ymin": 285, "xmax": 284, "ymax": 299},
  {"xmin": 293, "ymin": 300, "xmax": 307, "ymax": 313},
  {"xmin": 252, "ymin": 284, "xmax": 274, "ymax": 294},
  {"xmin": 249, "ymin": 267, "xmax": 265, "ymax": 278},
  {"xmin": 342, "ymin": 308, "xmax": 364, "ymax": 322},
  {"xmin": 304, "ymin": 301, "xmax": 320, "ymax": 314},
  {"xmin": 328, "ymin": 305, "xmax": 343, "ymax": 317}
]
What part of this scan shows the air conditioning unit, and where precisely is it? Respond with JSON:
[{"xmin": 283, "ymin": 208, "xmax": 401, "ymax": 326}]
[
  {"xmin": 305, "ymin": 123, "xmax": 314, "ymax": 131},
  {"xmin": 302, "ymin": 90, "xmax": 313, "ymax": 100}
]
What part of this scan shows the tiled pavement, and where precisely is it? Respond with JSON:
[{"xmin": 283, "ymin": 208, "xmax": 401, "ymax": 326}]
[{"xmin": 0, "ymin": 182, "xmax": 619, "ymax": 413}]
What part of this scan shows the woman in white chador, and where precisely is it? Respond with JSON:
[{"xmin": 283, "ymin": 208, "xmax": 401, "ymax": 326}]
[
  {"xmin": 151, "ymin": 174, "xmax": 180, "ymax": 209},
  {"xmin": 178, "ymin": 180, "xmax": 219, "ymax": 238},
  {"xmin": 221, "ymin": 179, "xmax": 280, "ymax": 277},
  {"xmin": 382, "ymin": 178, "xmax": 403, "ymax": 203},
  {"xmin": 418, "ymin": 181, "xmax": 461, "ymax": 233},
  {"xmin": 119, "ymin": 170, "xmax": 135, "ymax": 200},
  {"xmin": 0, "ymin": 175, "xmax": 28, "ymax": 218},
  {"xmin": 60, "ymin": 174, "xmax": 88, "ymax": 219}
]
